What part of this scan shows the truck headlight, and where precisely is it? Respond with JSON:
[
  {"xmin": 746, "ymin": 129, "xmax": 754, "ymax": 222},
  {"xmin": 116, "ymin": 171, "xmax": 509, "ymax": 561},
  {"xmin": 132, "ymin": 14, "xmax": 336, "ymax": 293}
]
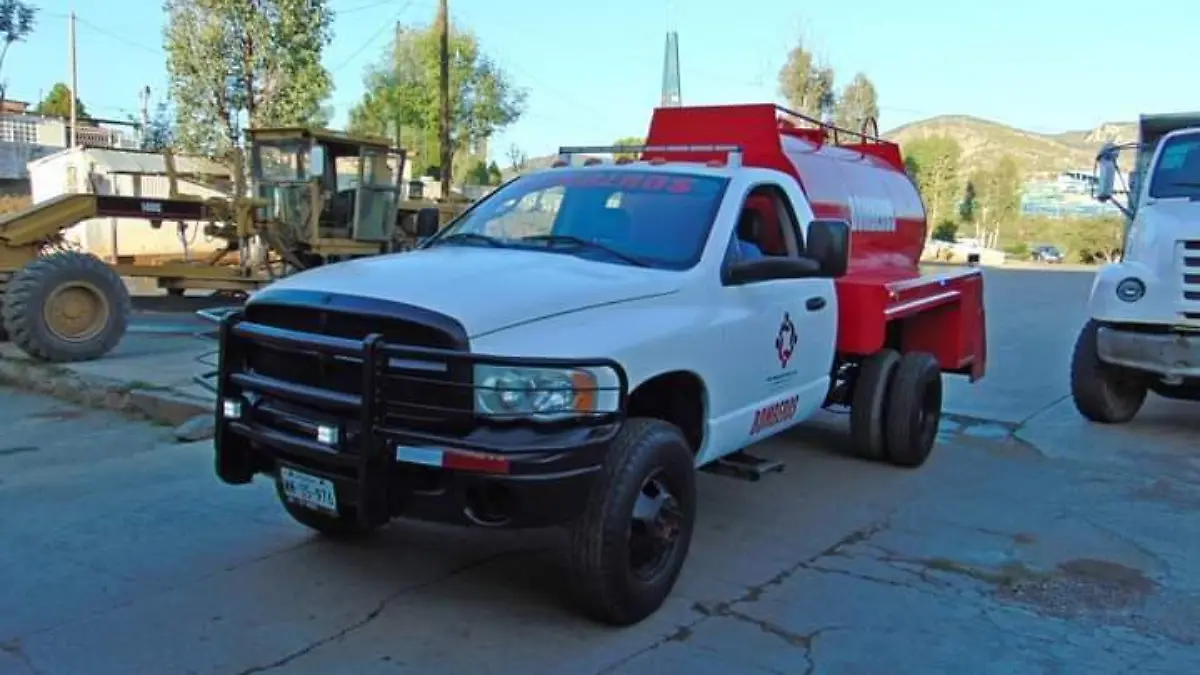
[
  {"xmin": 1115, "ymin": 277, "xmax": 1145, "ymax": 303},
  {"xmin": 474, "ymin": 364, "xmax": 621, "ymax": 421}
]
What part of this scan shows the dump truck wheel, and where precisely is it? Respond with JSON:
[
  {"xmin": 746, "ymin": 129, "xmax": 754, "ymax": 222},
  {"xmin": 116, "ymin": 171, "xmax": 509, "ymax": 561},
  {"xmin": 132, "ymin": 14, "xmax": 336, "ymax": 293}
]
[
  {"xmin": 849, "ymin": 348, "xmax": 900, "ymax": 461},
  {"xmin": 1, "ymin": 251, "xmax": 131, "ymax": 363},
  {"xmin": 1070, "ymin": 320, "xmax": 1147, "ymax": 424},
  {"xmin": 883, "ymin": 352, "xmax": 943, "ymax": 468},
  {"xmin": 568, "ymin": 418, "xmax": 696, "ymax": 626}
]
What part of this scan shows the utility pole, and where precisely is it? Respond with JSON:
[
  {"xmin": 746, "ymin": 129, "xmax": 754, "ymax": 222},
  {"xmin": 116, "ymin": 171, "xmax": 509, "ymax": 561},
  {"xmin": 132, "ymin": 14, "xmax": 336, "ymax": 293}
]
[
  {"xmin": 68, "ymin": 10, "xmax": 78, "ymax": 147},
  {"xmin": 436, "ymin": 0, "xmax": 451, "ymax": 193},
  {"xmin": 139, "ymin": 86, "xmax": 151, "ymax": 148}
]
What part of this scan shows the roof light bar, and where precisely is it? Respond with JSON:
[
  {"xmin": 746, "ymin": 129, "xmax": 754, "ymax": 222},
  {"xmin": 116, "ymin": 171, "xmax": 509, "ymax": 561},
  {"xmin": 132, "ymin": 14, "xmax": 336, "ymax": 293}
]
[{"xmin": 556, "ymin": 144, "xmax": 744, "ymax": 168}]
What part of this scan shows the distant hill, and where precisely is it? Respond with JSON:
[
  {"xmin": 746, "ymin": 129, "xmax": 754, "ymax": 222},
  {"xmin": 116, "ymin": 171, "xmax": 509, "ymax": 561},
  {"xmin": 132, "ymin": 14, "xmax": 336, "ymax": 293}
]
[
  {"xmin": 883, "ymin": 115, "xmax": 1137, "ymax": 177},
  {"xmin": 499, "ymin": 115, "xmax": 1139, "ymax": 182}
]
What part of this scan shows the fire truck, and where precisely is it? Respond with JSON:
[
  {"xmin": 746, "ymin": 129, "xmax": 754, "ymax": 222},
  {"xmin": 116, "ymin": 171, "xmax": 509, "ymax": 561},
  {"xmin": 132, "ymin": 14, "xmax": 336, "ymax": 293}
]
[{"xmin": 209, "ymin": 103, "xmax": 988, "ymax": 625}]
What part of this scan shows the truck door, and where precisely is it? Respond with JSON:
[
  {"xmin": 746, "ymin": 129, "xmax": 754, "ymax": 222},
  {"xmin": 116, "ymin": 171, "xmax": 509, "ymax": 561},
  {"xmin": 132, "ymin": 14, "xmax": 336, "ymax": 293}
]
[{"xmin": 715, "ymin": 182, "xmax": 838, "ymax": 451}]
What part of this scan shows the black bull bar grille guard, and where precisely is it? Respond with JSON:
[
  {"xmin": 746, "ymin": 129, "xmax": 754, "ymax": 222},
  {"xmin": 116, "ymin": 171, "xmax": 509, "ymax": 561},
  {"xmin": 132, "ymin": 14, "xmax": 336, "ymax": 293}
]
[{"xmin": 212, "ymin": 310, "xmax": 630, "ymax": 527}]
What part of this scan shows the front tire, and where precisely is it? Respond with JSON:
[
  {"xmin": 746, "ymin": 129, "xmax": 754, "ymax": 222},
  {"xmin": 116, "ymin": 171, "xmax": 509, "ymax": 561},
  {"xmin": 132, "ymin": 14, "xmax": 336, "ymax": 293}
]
[
  {"xmin": 568, "ymin": 418, "xmax": 696, "ymax": 626},
  {"xmin": 1070, "ymin": 320, "xmax": 1147, "ymax": 424},
  {"xmin": 883, "ymin": 352, "xmax": 943, "ymax": 468}
]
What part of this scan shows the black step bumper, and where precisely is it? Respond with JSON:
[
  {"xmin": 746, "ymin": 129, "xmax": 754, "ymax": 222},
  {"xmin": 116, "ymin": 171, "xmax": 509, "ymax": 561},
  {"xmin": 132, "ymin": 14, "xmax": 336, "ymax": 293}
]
[{"xmin": 212, "ymin": 308, "xmax": 628, "ymax": 530}]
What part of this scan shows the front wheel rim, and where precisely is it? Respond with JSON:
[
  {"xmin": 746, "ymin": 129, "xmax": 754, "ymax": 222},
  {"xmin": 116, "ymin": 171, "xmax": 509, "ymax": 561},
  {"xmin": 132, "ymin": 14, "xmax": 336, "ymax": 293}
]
[{"xmin": 628, "ymin": 469, "xmax": 685, "ymax": 582}]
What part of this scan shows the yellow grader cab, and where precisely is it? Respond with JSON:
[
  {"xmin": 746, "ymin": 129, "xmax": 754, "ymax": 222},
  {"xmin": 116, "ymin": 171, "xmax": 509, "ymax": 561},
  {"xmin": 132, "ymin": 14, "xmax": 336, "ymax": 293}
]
[{"xmin": 0, "ymin": 127, "xmax": 467, "ymax": 364}]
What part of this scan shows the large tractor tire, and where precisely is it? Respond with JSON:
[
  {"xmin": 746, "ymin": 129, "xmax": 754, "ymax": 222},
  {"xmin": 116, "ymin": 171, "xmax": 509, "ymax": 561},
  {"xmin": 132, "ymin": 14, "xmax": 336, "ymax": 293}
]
[
  {"xmin": 883, "ymin": 352, "xmax": 943, "ymax": 468},
  {"xmin": 568, "ymin": 418, "xmax": 696, "ymax": 626},
  {"xmin": 1070, "ymin": 320, "xmax": 1147, "ymax": 424},
  {"xmin": 849, "ymin": 348, "xmax": 901, "ymax": 461},
  {"xmin": 1, "ymin": 251, "xmax": 131, "ymax": 363}
]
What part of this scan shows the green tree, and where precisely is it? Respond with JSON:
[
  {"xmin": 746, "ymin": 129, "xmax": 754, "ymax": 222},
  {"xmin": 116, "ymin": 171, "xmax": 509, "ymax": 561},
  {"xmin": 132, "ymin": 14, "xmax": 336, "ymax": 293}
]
[
  {"xmin": 612, "ymin": 136, "xmax": 644, "ymax": 161},
  {"xmin": 903, "ymin": 135, "xmax": 963, "ymax": 239},
  {"xmin": 833, "ymin": 73, "xmax": 879, "ymax": 134},
  {"xmin": 163, "ymin": 0, "xmax": 335, "ymax": 156},
  {"xmin": 465, "ymin": 159, "xmax": 489, "ymax": 185},
  {"xmin": 932, "ymin": 221, "xmax": 958, "ymax": 242},
  {"xmin": 348, "ymin": 22, "xmax": 525, "ymax": 190},
  {"xmin": 34, "ymin": 82, "xmax": 88, "ymax": 120},
  {"xmin": 778, "ymin": 40, "xmax": 835, "ymax": 120},
  {"xmin": 141, "ymin": 101, "xmax": 175, "ymax": 151},
  {"xmin": 959, "ymin": 180, "xmax": 977, "ymax": 224},
  {"xmin": 971, "ymin": 155, "xmax": 1023, "ymax": 248},
  {"xmin": 0, "ymin": 0, "xmax": 36, "ymax": 105},
  {"xmin": 487, "ymin": 160, "xmax": 502, "ymax": 185},
  {"xmin": 506, "ymin": 143, "xmax": 527, "ymax": 172}
]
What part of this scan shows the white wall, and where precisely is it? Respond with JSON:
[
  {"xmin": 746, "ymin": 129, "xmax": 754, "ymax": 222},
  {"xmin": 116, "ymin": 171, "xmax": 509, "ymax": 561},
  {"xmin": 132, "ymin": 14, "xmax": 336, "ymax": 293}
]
[{"xmin": 31, "ymin": 148, "xmax": 229, "ymax": 260}]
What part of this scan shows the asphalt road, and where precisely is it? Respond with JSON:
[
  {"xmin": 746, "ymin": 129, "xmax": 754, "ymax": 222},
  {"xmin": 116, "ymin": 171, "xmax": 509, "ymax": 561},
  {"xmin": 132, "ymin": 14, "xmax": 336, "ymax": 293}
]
[{"xmin": 3, "ymin": 267, "xmax": 1199, "ymax": 674}]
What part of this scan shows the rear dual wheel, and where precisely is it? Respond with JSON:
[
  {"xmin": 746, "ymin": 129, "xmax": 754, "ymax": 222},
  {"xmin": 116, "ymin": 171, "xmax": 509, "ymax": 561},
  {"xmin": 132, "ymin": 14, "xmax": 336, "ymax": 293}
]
[{"xmin": 850, "ymin": 348, "xmax": 943, "ymax": 468}]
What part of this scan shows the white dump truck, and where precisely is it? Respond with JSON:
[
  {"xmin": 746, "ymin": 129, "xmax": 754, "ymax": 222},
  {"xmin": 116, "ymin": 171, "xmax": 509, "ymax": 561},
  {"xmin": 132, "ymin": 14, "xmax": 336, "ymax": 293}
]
[{"xmin": 1073, "ymin": 112, "xmax": 1200, "ymax": 422}]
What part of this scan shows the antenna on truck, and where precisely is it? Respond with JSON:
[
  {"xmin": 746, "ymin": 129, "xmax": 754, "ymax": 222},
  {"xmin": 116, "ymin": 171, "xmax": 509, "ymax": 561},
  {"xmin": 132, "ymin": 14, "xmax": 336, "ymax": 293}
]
[{"xmin": 555, "ymin": 144, "xmax": 745, "ymax": 168}]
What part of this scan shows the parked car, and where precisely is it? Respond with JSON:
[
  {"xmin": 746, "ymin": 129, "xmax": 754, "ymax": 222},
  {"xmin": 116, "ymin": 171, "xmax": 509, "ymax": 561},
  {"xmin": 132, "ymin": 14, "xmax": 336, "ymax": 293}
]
[{"xmin": 1032, "ymin": 245, "xmax": 1064, "ymax": 263}]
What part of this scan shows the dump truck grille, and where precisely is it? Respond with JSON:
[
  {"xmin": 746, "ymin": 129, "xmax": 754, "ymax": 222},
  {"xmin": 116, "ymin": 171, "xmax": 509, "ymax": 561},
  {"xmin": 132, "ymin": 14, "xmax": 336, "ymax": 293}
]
[
  {"xmin": 1181, "ymin": 241, "xmax": 1200, "ymax": 300},
  {"xmin": 240, "ymin": 303, "xmax": 473, "ymax": 431}
]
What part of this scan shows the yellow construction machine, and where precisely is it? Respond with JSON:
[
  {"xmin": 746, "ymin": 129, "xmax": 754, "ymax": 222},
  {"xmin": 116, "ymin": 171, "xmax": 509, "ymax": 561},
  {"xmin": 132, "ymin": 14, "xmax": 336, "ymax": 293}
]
[{"xmin": 0, "ymin": 126, "xmax": 468, "ymax": 363}]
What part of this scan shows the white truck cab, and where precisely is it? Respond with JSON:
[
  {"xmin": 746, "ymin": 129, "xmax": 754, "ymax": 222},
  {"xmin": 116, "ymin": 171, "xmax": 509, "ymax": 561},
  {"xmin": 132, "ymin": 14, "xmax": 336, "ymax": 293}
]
[{"xmin": 1073, "ymin": 113, "xmax": 1200, "ymax": 422}]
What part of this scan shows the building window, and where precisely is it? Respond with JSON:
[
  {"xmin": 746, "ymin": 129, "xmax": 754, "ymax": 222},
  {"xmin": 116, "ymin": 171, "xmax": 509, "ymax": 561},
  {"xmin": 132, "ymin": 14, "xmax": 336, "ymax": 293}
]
[{"xmin": 0, "ymin": 118, "xmax": 38, "ymax": 144}]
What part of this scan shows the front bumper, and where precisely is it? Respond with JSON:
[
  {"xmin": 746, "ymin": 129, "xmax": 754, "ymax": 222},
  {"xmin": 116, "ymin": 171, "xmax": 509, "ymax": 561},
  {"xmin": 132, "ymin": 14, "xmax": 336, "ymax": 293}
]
[
  {"xmin": 213, "ymin": 311, "xmax": 628, "ymax": 530},
  {"xmin": 1097, "ymin": 326, "xmax": 1200, "ymax": 380}
]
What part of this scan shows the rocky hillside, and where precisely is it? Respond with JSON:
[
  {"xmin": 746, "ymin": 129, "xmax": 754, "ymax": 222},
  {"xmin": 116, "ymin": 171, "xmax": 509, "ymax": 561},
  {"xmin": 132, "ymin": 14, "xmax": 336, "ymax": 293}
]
[{"xmin": 883, "ymin": 115, "xmax": 1137, "ymax": 177}]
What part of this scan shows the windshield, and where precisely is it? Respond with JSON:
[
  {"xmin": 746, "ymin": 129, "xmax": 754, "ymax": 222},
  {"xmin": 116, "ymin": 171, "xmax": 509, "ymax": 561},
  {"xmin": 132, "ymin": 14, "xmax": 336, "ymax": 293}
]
[
  {"xmin": 426, "ymin": 168, "xmax": 729, "ymax": 269},
  {"xmin": 1149, "ymin": 133, "xmax": 1200, "ymax": 200}
]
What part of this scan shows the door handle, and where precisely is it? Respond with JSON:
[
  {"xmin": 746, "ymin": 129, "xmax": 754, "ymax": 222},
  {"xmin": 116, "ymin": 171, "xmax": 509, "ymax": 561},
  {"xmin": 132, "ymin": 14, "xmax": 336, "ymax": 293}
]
[{"xmin": 805, "ymin": 296, "xmax": 826, "ymax": 312}]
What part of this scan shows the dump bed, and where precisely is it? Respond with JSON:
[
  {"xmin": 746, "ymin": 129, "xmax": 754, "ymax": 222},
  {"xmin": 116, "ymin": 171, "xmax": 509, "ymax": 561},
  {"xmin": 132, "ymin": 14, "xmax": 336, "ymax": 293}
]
[{"xmin": 642, "ymin": 103, "xmax": 987, "ymax": 380}]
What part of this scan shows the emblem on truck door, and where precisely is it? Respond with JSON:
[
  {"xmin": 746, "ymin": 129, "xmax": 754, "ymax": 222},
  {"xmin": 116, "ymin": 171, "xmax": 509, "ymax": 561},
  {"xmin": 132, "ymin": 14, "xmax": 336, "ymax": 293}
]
[{"xmin": 775, "ymin": 312, "xmax": 797, "ymax": 367}]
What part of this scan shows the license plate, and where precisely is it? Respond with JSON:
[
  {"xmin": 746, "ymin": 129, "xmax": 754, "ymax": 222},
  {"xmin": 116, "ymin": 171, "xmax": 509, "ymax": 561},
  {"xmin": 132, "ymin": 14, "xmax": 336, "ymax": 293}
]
[{"xmin": 279, "ymin": 467, "xmax": 338, "ymax": 514}]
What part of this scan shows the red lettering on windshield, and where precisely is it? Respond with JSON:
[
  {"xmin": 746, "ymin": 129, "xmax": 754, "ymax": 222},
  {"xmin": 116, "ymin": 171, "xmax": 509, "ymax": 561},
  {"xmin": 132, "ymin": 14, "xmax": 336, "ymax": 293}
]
[
  {"xmin": 533, "ymin": 171, "xmax": 698, "ymax": 194},
  {"xmin": 642, "ymin": 175, "xmax": 668, "ymax": 190}
]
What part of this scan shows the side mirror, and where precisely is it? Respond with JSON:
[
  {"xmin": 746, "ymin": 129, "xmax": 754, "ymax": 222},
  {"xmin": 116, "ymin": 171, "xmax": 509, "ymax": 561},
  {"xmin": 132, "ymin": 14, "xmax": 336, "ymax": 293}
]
[
  {"xmin": 725, "ymin": 257, "xmax": 821, "ymax": 285},
  {"xmin": 1094, "ymin": 144, "xmax": 1118, "ymax": 202},
  {"xmin": 806, "ymin": 219, "xmax": 851, "ymax": 278},
  {"xmin": 415, "ymin": 207, "xmax": 440, "ymax": 238}
]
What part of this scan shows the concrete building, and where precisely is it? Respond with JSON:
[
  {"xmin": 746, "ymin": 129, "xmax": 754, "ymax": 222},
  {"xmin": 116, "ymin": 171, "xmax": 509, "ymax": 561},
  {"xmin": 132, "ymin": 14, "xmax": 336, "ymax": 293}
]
[{"xmin": 0, "ymin": 103, "xmax": 138, "ymax": 194}]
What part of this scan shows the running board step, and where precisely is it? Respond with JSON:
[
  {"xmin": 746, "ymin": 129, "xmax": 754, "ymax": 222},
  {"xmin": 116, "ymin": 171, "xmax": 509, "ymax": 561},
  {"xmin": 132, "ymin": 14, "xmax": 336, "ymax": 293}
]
[{"xmin": 702, "ymin": 451, "xmax": 785, "ymax": 482}]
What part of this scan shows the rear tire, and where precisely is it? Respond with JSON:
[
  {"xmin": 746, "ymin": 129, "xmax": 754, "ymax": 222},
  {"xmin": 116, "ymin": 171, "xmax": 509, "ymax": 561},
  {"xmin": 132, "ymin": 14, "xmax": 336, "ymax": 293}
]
[
  {"xmin": 274, "ymin": 478, "xmax": 382, "ymax": 540},
  {"xmin": 1, "ymin": 251, "xmax": 130, "ymax": 362},
  {"xmin": 1070, "ymin": 320, "xmax": 1147, "ymax": 424},
  {"xmin": 849, "ymin": 349, "xmax": 900, "ymax": 461},
  {"xmin": 568, "ymin": 418, "xmax": 696, "ymax": 626},
  {"xmin": 883, "ymin": 352, "xmax": 943, "ymax": 468}
]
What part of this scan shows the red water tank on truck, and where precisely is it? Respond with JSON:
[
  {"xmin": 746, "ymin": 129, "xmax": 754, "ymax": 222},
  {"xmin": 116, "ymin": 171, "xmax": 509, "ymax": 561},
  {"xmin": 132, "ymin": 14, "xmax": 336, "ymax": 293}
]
[{"xmin": 207, "ymin": 102, "xmax": 990, "ymax": 627}]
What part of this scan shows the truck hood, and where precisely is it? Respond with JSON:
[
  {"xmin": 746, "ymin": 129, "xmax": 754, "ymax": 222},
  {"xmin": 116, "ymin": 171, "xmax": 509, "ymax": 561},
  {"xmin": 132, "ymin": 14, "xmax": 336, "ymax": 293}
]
[
  {"xmin": 1128, "ymin": 199, "xmax": 1200, "ymax": 264},
  {"xmin": 251, "ymin": 246, "xmax": 682, "ymax": 338}
]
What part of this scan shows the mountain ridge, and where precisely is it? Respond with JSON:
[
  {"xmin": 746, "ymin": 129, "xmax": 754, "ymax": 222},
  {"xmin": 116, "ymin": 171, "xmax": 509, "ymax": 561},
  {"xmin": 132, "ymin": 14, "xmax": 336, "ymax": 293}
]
[{"xmin": 503, "ymin": 116, "xmax": 1139, "ymax": 180}]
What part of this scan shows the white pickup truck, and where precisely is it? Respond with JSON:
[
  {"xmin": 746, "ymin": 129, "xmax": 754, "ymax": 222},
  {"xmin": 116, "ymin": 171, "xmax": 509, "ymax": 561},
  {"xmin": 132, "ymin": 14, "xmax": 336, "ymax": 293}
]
[
  {"xmin": 210, "ymin": 103, "xmax": 987, "ymax": 626},
  {"xmin": 1074, "ymin": 112, "xmax": 1200, "ymax": 422}
]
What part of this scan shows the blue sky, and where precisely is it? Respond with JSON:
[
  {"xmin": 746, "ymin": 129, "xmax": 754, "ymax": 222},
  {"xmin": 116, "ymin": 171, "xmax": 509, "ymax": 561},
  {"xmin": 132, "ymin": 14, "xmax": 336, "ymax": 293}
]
[{"xmin": 6, "ymin": 0, "xmax": 1197, "ymax": 164}]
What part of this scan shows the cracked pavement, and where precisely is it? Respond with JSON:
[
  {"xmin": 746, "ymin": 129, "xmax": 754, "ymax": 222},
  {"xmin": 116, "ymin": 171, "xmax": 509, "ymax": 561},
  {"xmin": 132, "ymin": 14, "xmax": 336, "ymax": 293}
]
[{"xmin": 3, "ymin": 268, "xmax": 1199, "ymax": 674}]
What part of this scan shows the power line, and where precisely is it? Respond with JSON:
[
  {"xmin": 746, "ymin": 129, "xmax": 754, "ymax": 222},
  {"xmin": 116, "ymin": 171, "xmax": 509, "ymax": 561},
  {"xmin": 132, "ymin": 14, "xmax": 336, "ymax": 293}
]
[{"xmin": 329, "ymin": 0, "xmax": 423, "ymax": 74}]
